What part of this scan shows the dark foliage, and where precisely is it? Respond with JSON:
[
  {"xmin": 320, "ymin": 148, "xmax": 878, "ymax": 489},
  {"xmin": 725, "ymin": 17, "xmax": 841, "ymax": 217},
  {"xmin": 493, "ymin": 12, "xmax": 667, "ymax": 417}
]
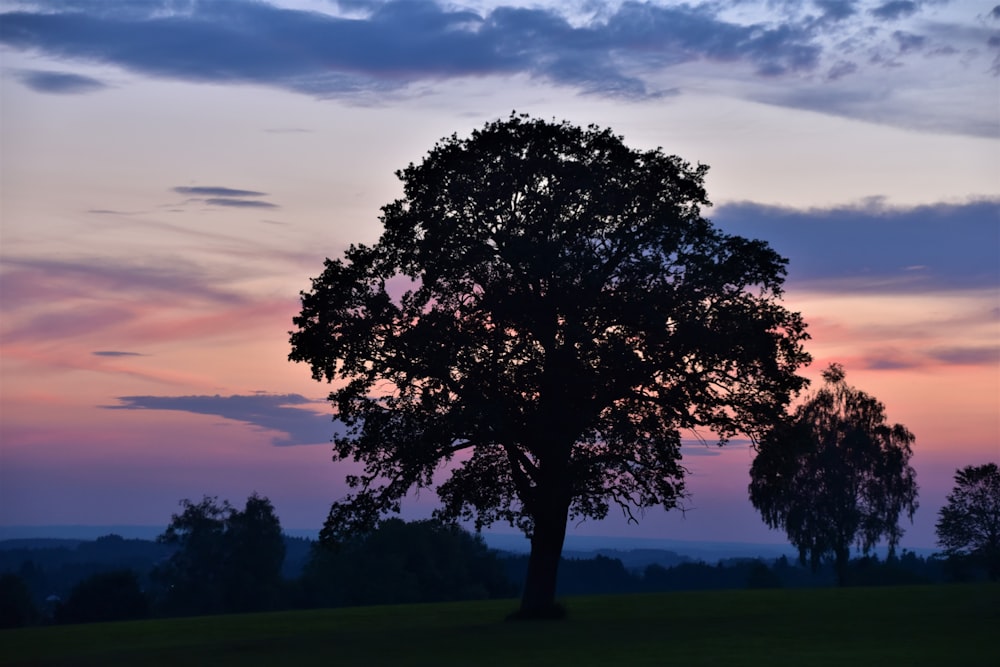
[
  {"xmin": 55, "ymin": 569, "xmax": 149, "ymax": 625},
  {"xmin": 0, "ymin": 573, "xmax": 39, "ymax": 628},
  {"xmin": 0, "ymin": 535, "xmax": 172, "ymax": 617},
  {"xmin": 749, "ymin": 364, "xmax": 918, "ymax": 585},
  {"xmin": 936, "ymin": 462, "xmax": 1000, "ymax": 581},
  {"xmin": 641, "ymin": 560, "xmax": 782, "ymax": 591},
  {"xmin": 299, "ymin": 519, "xmax": 515, "ymax": 608},
  {"xmin": 153, "ymin": 493, "xmax": 285, "ymax": 615},
  {"xmin": 290, "ymin": 112, "xmax": 811, "ymax": 615}
]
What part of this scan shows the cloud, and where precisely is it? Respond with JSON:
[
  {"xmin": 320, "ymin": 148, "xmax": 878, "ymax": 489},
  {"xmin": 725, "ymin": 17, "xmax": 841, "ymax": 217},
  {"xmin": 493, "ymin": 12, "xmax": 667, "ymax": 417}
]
[
  {"xmin": 15, "ymin": 69, "xmax": 107, "ymax": 94},
  {"xmin": 861, "ymin": 352, "xmax": 923, "ymax": 370},
  {"xmin": 0, "ymin": 254, "xmax": 276, "ymax": 353},
  {"xmin": 870, "ymin": 2, "xmax": 919, "ymax": 21},
  {"xmin": 892, "ymin": 30, "xmax": 926, "ymax": 54},
  {"xmin": 681, "ymin": 439, "xmax": 752, "ymax": 456},
  {"xmin": 2, "ymin": 305, "xmax": 135, "ymax": 344},
  {"xmin": 0, "ymin": 1, "xmax": 824, "ymax": 100},
  {"xmin": 0, "ymin": 256, "xmax": 248, "ymax": 311},
  {"xmin": 826, "ymin": 60, "xmax": 858, "ymax": 80},
  {"xmin": 989, "ymin": 33, "xmax": 1000, "ymax": 75},
  {"xmin": 813, "ymin": 1, "xmax": 860, "ymax": 23},
  {"xmin": 173, "ymin": 186, "xmax": 267, "ymax": 197},
  {"xmin": 171, "ymin": 185, "xmax": 279, "ymax": 208},
  {"xmin": 928, "ymin": 346, "xmax": 1000, "ymax": 366},
  {"xmin": 1, "ymin": 1, "xmax": 990, "ymax": 134},
  {"xmin": 92, "ymin": 350, "xmax": 144, "ymax": 357},
  {"xmin": 202, "ymin": 198, "xmax": 279, "ymax": 209},
  {"xmin": 712, "ymin": 198, "xmax": 1000, "ymax": 293},
  {"xmin": 107, "ymin": 393, "xmax": 342, "ymax": 446},
  {"xmin": 679, "ymin": 444, "xmax": 723, "ymax": 457},
  {"xmin": 849, "ymin": 343, "xmax": 1000, "ymax": 373}
]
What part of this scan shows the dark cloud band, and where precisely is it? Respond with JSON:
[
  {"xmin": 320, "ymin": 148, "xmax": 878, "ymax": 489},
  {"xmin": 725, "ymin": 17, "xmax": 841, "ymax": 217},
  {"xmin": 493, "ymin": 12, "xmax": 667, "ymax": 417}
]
[
  {"xmin": 0, "ymin": 1, "xmax": 822, "ymax": 101},
  {"xmin": 2, "ymin": 1, "xmax": 988, "ymax": 135},
  {"xmin": 16, "ymin": 69, "xmax": 106, "ymax": 94},
  {"xmin": 712, "ymin": 198, "xmax": 1000, "ymax": 293},
  {"xmin": 107, "ymin": 393, "xmax": 342, "ymax": 446},
  {"xmin": 870, "ymin": 1, "xmax": 919, "ymax": 21},
  {"xmin": 173, "ymin": 186, "xmax": 267, "ymax": 197}
]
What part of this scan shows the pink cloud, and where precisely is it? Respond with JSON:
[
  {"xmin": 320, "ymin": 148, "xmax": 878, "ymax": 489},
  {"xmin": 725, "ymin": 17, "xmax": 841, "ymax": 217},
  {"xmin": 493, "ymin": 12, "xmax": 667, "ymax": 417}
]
[
  {"xmin": 1, "ymin": 257, "xmax": 248, "ymax": 307},
  {"xmin": 121, "ymin": 299, "xmax": 296, "ymax": 345},
  {"xmin": 2, "ymin": 305, "xmax": 136, "ymax": 343}
]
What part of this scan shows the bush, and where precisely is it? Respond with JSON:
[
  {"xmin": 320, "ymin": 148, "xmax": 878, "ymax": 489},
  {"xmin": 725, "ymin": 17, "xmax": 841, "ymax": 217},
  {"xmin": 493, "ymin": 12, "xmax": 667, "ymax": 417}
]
[
  {"xmin": 300, "ymin": 519, "xmax": 515, "ymax": 608},
  {"xmin": 56, "ymin": 570, "xmax": 149, "ymax": 624}
]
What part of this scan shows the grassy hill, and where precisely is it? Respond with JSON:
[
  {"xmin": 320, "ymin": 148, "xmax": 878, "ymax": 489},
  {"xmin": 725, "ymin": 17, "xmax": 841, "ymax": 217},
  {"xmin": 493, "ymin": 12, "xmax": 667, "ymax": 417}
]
[{"xmin": 2, "ymin": 584, "xmax": 997, "ymax": 666}]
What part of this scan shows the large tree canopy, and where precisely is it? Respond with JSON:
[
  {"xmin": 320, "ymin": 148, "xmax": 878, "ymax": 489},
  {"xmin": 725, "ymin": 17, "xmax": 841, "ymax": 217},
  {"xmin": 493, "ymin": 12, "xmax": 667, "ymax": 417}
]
[
  {"xmin": 290, "ymin": 113, "xmax": 810, "ymax": 615},
  {"xmin": 749, "ymin": 364, "xmax": 918, "ymax": 586}
]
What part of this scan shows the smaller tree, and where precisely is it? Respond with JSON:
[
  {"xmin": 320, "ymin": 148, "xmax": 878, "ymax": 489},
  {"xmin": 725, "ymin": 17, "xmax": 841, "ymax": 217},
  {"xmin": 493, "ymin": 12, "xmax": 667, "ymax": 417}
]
[
  {"xmin": 224, "ymin": 493, "xmax": 287, "ymax": 611},
  {"xmin": 749, "ymin": 364, "xmax": 918, "ymax": 586},
  {"xmin": 154, "ymin": 496, "xmax": 230, "ymax": 615},
  {"xmin": 936, "ymin": 463, "xmax": 1000, "ymax": 581},
  {"xmin": 154, "ymin": 493, "xmax": 286, "ymax": 615}
]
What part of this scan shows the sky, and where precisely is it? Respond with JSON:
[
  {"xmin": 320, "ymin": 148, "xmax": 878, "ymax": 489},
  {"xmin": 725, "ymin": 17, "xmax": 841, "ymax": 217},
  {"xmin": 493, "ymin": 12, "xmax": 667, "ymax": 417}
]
[{"xmin": 0, "ymin": 0, "xmax": 997, "ymax": 550}]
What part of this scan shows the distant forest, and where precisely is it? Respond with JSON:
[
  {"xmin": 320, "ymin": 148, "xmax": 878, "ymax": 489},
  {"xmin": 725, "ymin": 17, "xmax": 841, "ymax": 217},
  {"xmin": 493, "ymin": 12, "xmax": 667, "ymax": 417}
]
[{"xmin": 0, "ymin": 518, "xmax": 983, "ymax": 629}]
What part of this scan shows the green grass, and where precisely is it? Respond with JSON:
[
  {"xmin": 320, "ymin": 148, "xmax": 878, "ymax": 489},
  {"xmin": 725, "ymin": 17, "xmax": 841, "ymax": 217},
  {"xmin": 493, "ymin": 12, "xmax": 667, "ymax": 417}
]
[{"xmin": 2, "ymin": 585, "xmax": 997, "ymax": 666}]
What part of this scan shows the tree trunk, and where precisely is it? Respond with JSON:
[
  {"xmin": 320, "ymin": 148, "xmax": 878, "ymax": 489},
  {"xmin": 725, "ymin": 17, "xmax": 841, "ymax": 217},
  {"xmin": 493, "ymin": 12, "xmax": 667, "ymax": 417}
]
[
  {"xmin": 834, "ymin": 546, "xmax": 850, "ymax": 587},
  {"xmin": 514, "ymin": 499, "xmax": 570, "ymax": 619}
]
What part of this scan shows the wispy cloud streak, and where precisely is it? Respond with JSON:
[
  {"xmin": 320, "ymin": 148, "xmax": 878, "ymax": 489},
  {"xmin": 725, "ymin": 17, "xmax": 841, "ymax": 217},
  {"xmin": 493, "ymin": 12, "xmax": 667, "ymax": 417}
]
[
  {"xmin": 0, "ymin": 256, "xmax": 249, "ymax": 311},
  {"xmin": 202, "ymin": 198, "xmax": 279, "ymax": 209},
  {"xmin": 0, "ymin": 253, "xmax": 296, "ymax": 365}
]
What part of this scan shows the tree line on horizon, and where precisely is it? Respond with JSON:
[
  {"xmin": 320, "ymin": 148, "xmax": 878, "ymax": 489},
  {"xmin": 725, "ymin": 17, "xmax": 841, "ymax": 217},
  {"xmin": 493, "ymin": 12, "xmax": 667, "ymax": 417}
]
[{"xmin": 2, "ymin": 471, "xmax": 997, "ymax": 629}]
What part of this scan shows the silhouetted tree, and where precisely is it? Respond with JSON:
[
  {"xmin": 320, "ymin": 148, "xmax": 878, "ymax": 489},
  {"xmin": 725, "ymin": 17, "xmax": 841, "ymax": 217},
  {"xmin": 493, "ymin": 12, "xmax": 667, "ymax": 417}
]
[
  {"xmin": 154, "ymin": 493, "xmax": 285, "ymax": 615},
  {"xmin": 154, "ymin": 496, "xmax": 229, "ymax": 615},
  {"xmin": 224, "ymin": 493, "xmax": 287, "ymax": 611},
  {"xmin": 749, "ymin": 364, "xmax": 918, "ymax": 586},
  {"xmin": 936, "ymin": 463, "xmax": 1000, "ymax": 581},
  {"xmin": 290, "ymin": 113, "xmax": 811, "ymax": 617},
  {"xmin": 55, "ymin": 570, "xmax": 149, "ymax": 624}
]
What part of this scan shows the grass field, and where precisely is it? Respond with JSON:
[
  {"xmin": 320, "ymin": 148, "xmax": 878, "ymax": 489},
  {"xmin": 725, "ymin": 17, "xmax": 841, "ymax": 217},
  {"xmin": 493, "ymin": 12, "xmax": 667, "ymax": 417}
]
[{"xmin": 2, "ymin": 584, "xmax": 997, "ymax": 666}]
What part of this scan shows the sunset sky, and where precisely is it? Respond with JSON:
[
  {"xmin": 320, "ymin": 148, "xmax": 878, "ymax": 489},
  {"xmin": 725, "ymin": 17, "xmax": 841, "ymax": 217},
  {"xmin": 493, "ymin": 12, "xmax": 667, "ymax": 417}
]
[{"xmin": 1, "ymin": 0, "xmax": 997, "ymax": 550}]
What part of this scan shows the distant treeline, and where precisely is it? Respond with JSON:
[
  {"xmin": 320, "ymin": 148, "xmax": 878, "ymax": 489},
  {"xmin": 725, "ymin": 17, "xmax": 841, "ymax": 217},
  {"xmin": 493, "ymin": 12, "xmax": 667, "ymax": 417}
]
[
  {"xmin": 0, "ymin": 516, "xmax": 987, "ymax": 629},
  {"xmin": 506, "ymin": 550, "xmax": 956, "ymax": 597}
]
